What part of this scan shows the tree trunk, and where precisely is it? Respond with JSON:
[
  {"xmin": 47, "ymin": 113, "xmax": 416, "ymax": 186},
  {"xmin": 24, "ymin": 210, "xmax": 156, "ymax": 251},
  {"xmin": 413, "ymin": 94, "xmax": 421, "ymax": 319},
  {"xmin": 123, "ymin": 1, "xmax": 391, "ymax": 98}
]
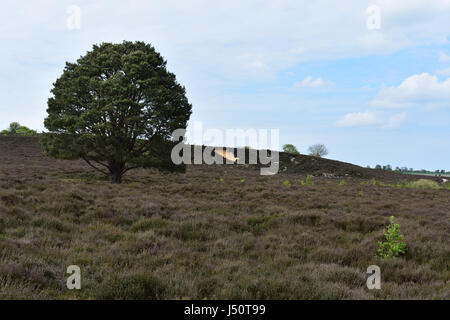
[{"xmin": 109, "ymin": 162, "xmax": 124, "ymax": 184}]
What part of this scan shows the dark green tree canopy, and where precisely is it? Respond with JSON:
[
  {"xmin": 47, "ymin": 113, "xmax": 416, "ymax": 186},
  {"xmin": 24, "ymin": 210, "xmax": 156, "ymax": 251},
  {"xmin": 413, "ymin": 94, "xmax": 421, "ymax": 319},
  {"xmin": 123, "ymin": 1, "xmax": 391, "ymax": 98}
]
[{"xmin": 42, "ymin": 41, "xmax": 192, "ymax": 183}]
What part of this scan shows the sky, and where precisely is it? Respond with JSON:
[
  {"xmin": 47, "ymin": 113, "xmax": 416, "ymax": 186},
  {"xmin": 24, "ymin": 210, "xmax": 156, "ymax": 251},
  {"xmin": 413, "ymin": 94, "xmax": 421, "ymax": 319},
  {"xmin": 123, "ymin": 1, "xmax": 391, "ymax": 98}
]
[{"xmin": 0, "ymin": 0, "xmax": 449, "ymax": 170}]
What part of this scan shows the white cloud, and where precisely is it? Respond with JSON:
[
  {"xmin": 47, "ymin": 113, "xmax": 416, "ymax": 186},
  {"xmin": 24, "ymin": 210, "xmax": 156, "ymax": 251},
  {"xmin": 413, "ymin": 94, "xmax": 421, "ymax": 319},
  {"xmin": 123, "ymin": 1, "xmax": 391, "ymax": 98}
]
[
  {"xmin": 436, "ymin": 68, "xmax": 450, "ymax": 76},
  {"xmin": 336, "ymin": 111, "xmax": 407, "ymax": 128},
  {"xmin": 289, "ymin": 47, "xmax": 305, "ymax": 55},
  {"xmin": 360, "ymin": 85, "xmax": 376, "ymax": 91},
  {"xmin": 383, "ymin": 112, "xmax": 407, "ymax": 128},
  {"xmin": 237, "ymin": 53, "xmax": 269, "ymax": 74},
  {"xmin": 357, "ymin": 32, "xmax": 408, "ymax": 53},
  {"xmin": 370, "ymin": 73, "xmax": 450, "ymax": 108},
  {"xmin": 2, "ymin": 0, "xmax": 450, "ymax": 78},
  {"xmin": 336, "ymin": 111, "xmax": 382, "ymax": 127},
  {"xmin": 294, "ymin": 76, "xmax": 330, "ymax": 88},
  {"xmin": 440, "ymin": 51, "xmax": 450, "ymax": 62},
  {"xmin": 1, "ymin": 1, "xmax": 450, "ymax": 129}
]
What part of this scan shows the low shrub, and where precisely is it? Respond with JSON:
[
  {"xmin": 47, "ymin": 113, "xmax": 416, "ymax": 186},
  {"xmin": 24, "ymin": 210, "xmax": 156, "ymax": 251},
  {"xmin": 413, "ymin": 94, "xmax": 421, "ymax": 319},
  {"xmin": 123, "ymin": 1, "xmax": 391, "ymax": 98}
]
[
  {"xmin": 300, "ymin": 175, "xmax": 314, "ymax": 186},
  {"xmin": 130, "ymin": 217, "xmax": 167, "ymax": 232},
  {"xmin": 246, "ymin": 215, "xmax": 278, "ymax": 235},
  {"xmin": 409, "ymin": 179, "xmax": 440, "ymax": 190},
  {"xmin": 95, "ymin": 273, "xmax": 166, "ymax": 299},
  {"xmin": 283, "ymin": 180, "xmax": 291, "ymax": 187},
  {"xmin": 377, "ymin": 216, "xmax": 407, "ymax": 259}
]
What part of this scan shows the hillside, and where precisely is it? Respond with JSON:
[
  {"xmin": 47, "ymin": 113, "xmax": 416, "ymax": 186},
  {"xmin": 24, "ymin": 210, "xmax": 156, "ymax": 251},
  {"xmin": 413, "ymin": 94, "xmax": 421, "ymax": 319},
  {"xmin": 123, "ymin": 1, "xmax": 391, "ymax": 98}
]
[
  {"xmin": 276, "ymin": 151, "xmax": 412, "ymax": 180},
  {"xmin": 0, "ymin": 136, "xmax": 432, "ymax": 181},
  {"xmin": 0, "ymin": 136, "xmax": 449, "ymax": 299},
  {"xmin": 188, "ymin": 144, "xmax": 422, "ymax": 181}
]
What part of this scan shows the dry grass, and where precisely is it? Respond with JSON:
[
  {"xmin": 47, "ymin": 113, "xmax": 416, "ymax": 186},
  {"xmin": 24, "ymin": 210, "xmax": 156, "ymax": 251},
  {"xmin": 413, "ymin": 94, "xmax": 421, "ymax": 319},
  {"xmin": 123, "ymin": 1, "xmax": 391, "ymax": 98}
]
[{"xmin": 0, "ymin": 137, "xmax": 449, "ymax": 299}]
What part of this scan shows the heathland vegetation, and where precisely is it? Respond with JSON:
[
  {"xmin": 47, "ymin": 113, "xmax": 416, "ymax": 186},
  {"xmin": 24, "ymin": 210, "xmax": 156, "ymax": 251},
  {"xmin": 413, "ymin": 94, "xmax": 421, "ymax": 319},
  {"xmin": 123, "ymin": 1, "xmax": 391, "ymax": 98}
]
[{"xmin": 0, "ymin": 136, "xmax": 448, "ymax": 299}]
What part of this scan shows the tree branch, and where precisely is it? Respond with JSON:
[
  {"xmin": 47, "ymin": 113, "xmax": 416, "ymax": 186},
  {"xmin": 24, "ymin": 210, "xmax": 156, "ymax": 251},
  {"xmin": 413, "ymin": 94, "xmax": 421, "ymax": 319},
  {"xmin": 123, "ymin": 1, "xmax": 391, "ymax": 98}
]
[
  {"xmin": 122, "ymin": 165, "xmax": 140, "ymax": 174},
  {"xmin": 82, "ymin": 157, "xmax": 109, "ymax": 176},
  {"xmin": 91, "ymin": 159, "xmax": 110, "ymax": 170}
]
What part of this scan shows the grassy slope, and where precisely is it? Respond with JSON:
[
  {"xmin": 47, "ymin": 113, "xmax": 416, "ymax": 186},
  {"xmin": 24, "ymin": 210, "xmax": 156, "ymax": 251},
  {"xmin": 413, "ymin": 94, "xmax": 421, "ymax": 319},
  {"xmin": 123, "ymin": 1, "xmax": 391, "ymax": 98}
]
[{"xmin": 0, "ymin": 136, "xmax": 449, "ymax": 299}]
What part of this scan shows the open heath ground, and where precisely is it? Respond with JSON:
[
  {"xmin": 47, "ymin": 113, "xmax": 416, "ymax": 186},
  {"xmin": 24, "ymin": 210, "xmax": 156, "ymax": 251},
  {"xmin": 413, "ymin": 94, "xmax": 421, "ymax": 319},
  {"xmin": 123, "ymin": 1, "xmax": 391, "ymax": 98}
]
[{"xmin": 0, "ymin": 137, "xmax": 449, "ymax": 299}]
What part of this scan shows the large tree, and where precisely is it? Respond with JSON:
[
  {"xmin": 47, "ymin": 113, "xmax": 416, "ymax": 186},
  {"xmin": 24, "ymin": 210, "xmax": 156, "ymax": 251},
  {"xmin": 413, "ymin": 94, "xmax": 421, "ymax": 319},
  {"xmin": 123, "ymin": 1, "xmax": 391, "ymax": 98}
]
[
  {"xmin": 42, "ymin": 41, "xmax": 192, "ymax": 183},
  {"xmin": 307, "ymin": 144, "xmax": 328, "ymax": 157}
]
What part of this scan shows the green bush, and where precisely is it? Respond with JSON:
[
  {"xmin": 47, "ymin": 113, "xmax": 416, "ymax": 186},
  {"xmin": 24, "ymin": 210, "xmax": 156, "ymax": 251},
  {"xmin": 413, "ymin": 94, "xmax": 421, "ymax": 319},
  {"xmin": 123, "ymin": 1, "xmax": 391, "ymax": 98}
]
[
  {"xmin": 395, "ymin": 181, "xmax": 408, "ymax": 188},
  {"xmin": 283, "ymin": 180, "xmax": 291, "ymax": 187},
  {"xmin": 409, "ymin": 179, "xmax": 440, "ymax": 190},
  {"xmin": 282, "ymin": 144, "xmax": 300, "ymax": 155},
  {"xmin": 0, "ymin": 122, "xmax": 37, "ymax": 136},
  {"xmin": 339, "ymin": 179, "xmax": 346, "ymax": 186},
  {"xmin": 377, "ymin": 216, "xmax": 407, "ymax": 259},
  {"xmin": 16, "ymin": 126, "xmax": 37, "ymax": 136},
  {"xmin": 300, "ymin": 175, "xmax": 314, "ymax": 186}
]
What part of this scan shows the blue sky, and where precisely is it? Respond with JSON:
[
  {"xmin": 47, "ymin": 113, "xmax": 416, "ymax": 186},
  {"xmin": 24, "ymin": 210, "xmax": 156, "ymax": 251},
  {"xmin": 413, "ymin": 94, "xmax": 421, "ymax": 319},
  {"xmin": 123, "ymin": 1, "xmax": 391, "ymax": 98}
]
[{"xmin": 0, "ymin": 0, "xmax": 449, "ymax": 170}]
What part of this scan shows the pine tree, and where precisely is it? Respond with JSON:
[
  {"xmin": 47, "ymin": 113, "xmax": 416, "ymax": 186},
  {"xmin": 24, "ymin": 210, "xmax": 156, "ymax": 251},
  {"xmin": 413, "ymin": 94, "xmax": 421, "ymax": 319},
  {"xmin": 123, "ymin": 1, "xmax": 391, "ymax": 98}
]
[{"xmin": 42, "ymin": 41, "xmax": 192, "ymax": 183}]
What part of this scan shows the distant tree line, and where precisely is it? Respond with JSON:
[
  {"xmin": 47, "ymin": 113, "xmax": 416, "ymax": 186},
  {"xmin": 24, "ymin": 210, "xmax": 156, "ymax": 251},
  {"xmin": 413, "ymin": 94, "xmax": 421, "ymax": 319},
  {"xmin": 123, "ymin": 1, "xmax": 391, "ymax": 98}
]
[
  {"xmin": 0, "ymin": 122, "xmax": 37, "ymax": 136},
  {"xmin": 367, "ymin": 164, "xmax": 449, "ymax": 175}
]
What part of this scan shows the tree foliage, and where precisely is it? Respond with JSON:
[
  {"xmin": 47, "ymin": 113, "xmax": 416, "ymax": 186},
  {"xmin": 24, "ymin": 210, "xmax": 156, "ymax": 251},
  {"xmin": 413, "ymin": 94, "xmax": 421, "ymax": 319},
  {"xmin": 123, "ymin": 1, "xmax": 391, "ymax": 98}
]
[
  {"xmin": 8, "ymin": 122, "xmax": 20, "ymax": 134},
  {"xmin": 307, "ymin": 143, "xmax": 328, "ymax": 157},
  {"xmin": 0, "ymin": 122, "xmax": 37, "ymax": 136},
  {"xmin": 282, "ymin": 144, "xmax": 300, "ymax": 155},
  {"xmin": 42, "ymin": 41, "xmax": 192, "ymax": 183},
  {"xmin": 377, "ymin": 216, "xmax": 407, "ymax": 259}
]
